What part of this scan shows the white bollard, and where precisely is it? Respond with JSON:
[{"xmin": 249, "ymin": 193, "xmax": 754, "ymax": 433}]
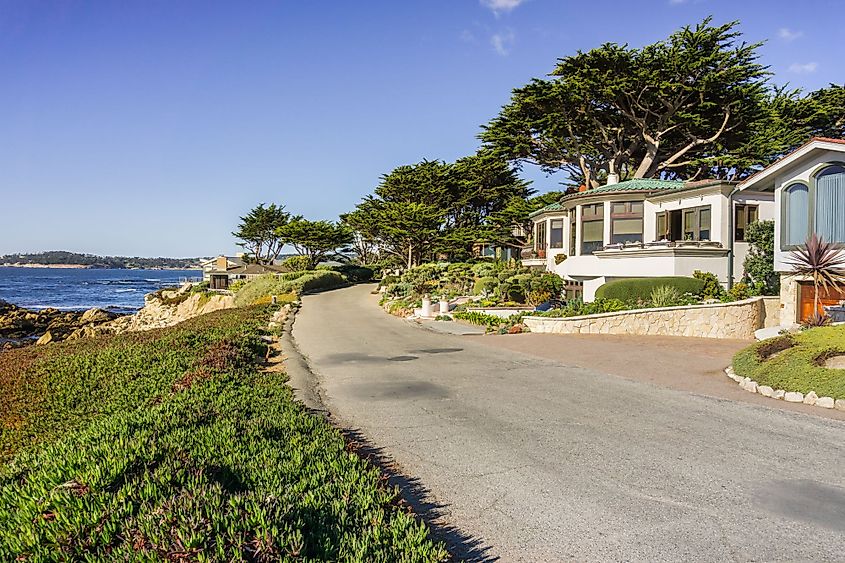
[
  {"xmin": 421, "ymin": 295, "xmax": 432, "ymax": 317},
  {"xmin": 439, "ymin": 299, "xmax": 449, "ymax": 314}
]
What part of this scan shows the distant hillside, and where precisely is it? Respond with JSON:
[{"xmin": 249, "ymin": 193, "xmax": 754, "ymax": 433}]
[{"xmin": 1, "ymin": 251, "xmax": 202, "ymax": 270}]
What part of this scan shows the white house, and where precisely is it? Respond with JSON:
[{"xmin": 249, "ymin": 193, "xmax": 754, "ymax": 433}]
[
  {"xmin": 524, "ymin": 178, "xmax": 774, "ymax": 300},
  {"xmin": 737, "ymin": 137, "xmax": 845, "ymax": 324}
]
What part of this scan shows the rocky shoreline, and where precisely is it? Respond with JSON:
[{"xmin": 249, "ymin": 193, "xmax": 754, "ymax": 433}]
[
  {"xmin": 0, "ymin": 300, "xmax": 122, "ymax": 349},
  {"xmin": 0, "ymin": 284, "xmax": 235, "ymax": 350}
]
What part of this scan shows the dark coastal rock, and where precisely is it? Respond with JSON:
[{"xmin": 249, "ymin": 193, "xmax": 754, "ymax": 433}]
[{"xmin": 0, "ymin": 302, "xmax": 126, "ymax": 347}]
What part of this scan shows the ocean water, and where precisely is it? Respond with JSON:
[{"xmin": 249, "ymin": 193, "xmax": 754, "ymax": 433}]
[{"xmin": 0, "ymin": 268, "xmax": 202, "ymax": 313}]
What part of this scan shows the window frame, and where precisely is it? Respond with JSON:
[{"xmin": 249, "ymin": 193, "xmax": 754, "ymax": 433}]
[
  {"xmin": 813, "ymin": 164, "xmax": 845, "ymax": 246},
  {"xmin": 549, "ymin": 218, "xmax": 565, "ymax": 249},
  {"xmin": 581, "ymin": 203, "xmax": 605, "ymax": 255},
  {"xmin": 734, "ymin": 203, "xmax": 759, "ymax": 242},
  {"xmin": 534, "ymin": 219, "xmax": 547, "ymax": 251},
  {"xmin": 610, "ymin": 201, "xmax": 644, "ymax": 245}
]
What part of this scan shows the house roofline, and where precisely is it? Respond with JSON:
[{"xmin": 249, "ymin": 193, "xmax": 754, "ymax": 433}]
[{"xmin": 737, "ymin": 137, "xmax": 845, "ymax": 192}]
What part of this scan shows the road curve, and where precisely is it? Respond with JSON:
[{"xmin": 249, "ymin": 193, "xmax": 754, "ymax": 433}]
[{"xmin": 292, "ymin": 284, "xmax": 845, "ymax": 562}]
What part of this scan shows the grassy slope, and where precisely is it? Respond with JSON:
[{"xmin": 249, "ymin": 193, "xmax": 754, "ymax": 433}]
[
  {"xmin": 0, "ymin": 307, "xmax": 445, "ymax": 561},
  {"xmin": 233, "ymin": 271, "xmax": 347, "ymax": 307},
  {"xmin": 733, "ymin": 325, "xmax": 845, "ymax": 399}
]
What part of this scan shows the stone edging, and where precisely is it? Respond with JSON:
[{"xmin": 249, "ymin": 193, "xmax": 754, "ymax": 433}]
[{"xmin": 724, "ymin": 365, "xmax": 845, "ymax": 411}]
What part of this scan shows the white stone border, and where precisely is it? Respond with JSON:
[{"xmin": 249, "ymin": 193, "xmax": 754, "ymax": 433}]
[{"xmin": 724, "ymin": 365, "xmax": 845, "ymax": 411}]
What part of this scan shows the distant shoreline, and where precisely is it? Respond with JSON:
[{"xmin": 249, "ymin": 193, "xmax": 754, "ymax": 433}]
[{"xmin": 1, "ymin": 264, "xmax": 200, "ymax": 270}]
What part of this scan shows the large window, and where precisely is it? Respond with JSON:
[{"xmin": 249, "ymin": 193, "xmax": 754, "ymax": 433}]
[
  {"xmin": 550, "ymin": 218, "xmax": 564, "ymax": 248},
  {"xmin": 534, "ymin": 220, "xmax": 546, "ymax": 251},
  {"xmin": 610, "ymin": 201, "xmax": 643, "ymax": 244},
  {"xmin": 581, "ymin": 203, "xmax": 604, "ymax": 254},
  {"xmin": 684, "ymin": 206, "xmax": 711, "ymax": 241},
  {"xmin": 783, "ymin": 183, "xmax": 809, "ymax": 246},
  {"xmin": 815, "ymin": 165, "xmax": 845, "ymax": 244},
  {"xmin": 655, "ymin": 205, "xmax": 711, "ymax": 241},
  {"xmin": 569, "ymin": 212, "xmax": 577, "ymax": 255},
  {"xmin": 734, "ymin": 204, "xmax": 759, "ymax": 241}
]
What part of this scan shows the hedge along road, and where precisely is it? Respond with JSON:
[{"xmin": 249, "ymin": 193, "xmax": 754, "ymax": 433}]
[{"xmin": 292, "ymin": 284, "xmax": 845, "ymax": 562}]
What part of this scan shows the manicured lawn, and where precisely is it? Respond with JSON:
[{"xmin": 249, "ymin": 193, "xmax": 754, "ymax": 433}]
[
  {"xmin": 733, "ymin": 325, "xmax": 845, "ymax": 400},
  {"xmin": 0, "ymin": 307, "xmax": 446, "ymax": 561}
]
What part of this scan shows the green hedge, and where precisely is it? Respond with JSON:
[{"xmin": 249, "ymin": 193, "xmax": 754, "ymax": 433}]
[
  {"xmin": 0, "ymin": 307, "xmax": 446, "ymax": 560},
  {"xmin": 595, "ymin": 277, "xmax": 705, "ymax": 303}
]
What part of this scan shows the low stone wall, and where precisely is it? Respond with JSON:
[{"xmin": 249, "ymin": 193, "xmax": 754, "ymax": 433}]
[
  {"xmin": 523, "ymin": 297, "xmax": 770, "ymax": 339},
  {"xmin": 761, "ymin": 297, "xmax": 781, "ymax": 328},
  {"xmin": 465, "ymin": 307, "xmax": 534, "ymax": 319}
]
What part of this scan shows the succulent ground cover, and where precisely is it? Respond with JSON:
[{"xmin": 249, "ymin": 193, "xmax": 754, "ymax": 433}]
[
  {"xmin": 0, "ymin": 307, "xmax": 446, "ymax": 561},
  {"xmin": 733, "ymin": 325, "xmax": 845, "ymax": 400}
]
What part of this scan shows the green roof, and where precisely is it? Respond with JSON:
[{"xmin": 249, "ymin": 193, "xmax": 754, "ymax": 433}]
[
  {"xmin": 528, "ymin": 201, "xmax": 565, "ymax": 218},
  {"xmin": 528, "ymin": 179, "xmax": 728, "ymax": 218},
  {"xmin": 562, "ymin": 178, "xmax": 684, "ymax": 201}
]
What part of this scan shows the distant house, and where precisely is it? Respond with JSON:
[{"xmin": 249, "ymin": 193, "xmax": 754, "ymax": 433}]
[
  {"xmin": 202, "ymin": 255, "xmax": 287, "ymax": 290},
  {"xmin": 200, "ymin": 255, "xmax": 244, "ymax": 275},
  {"xmin": 524, "ymin": 178, "xmax": 774, "ymax": 300},
  {"xmin": 737, "ymin": 137, "xmax": 845, "ymax": 324}
]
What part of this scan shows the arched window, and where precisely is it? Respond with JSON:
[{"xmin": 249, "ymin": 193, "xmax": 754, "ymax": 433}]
[
  {"xmin": 815, "ymin": 165, "xmax": 845, "ymax": 243},
  {"xmin": 784, "ymin": 183, "xmax": 809, "ymax": 246}
]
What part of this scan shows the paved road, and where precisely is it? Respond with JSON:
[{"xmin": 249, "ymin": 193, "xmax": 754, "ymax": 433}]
[{"xmin": 293, "ymin": 285, "xmax": 845, "ymax": 562}]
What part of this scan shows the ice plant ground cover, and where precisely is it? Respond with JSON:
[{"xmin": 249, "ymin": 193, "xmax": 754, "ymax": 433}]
[
  {"xmin": 733, "ymin": 325, "xmax": 845, "ymax": 400},
  {"xmin": 0, "ymin": 306, "xmax": 446, "ymax": 561}
]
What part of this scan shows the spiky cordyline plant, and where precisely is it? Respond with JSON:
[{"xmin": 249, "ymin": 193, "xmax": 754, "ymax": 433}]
[{"xmin": 785, "ymin": 233, "xmax": 845, "ymax": 326}]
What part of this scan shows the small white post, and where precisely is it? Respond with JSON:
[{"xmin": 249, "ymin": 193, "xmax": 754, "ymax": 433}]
[
  {"xmin": 439, "ymin": 298, "xmax": 449, "ymax": 315},
  {"xmin": 421, "ymin": 295, "xmax": 432, "ymax": 317}
]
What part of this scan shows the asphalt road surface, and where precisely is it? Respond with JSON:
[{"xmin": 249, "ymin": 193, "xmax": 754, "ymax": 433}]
[{"xmin": 292, "ymin": 285, "xmax": 845, "ymax": 562}]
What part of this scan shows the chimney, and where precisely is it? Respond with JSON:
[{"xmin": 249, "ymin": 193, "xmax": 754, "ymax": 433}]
[
  {"xmin": 606, "ymin": 173, "xmax": 620, "ymax": 186},
  {"xmin": 215, "ymin": 255, "xmax": 228, "ymax": 270}
]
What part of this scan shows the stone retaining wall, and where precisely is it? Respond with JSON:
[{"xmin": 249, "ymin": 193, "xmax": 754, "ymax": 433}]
[
  {"xmin": 465, "ymin": 307, "xmax": 534, "ymax": 319},
  {"xmin": 523, "ymin": 297, "xmax": 772, "ymax": 339}
]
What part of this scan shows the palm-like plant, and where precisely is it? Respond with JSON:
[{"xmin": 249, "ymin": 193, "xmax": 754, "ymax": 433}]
[{"xmin": 785, "ymin": 233, "xmax": 845, "ymax": 325}]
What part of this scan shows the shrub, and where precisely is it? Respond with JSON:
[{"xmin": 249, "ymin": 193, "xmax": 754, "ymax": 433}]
[
  {"xmin": 595, "ymin": 277, "xmax": 705, "ymax": 303},
  {"xmin": 227, "ymin": 279, "xmax": 246, "ymax": 293},
  {"xmin": 693, "ymin": 270, "xmax": 725, "ymax": 299},
  {"xmin": 532, "ymin": 298, "xmax": 628, "ymax": 318},
  {"xmin": 650, "ymin": 285, "xmax": 682, "ymax": 308},
  {"xmin": 332, "ymin": 264, "xmax": 374, "ymax": 283},
  {"xmin": 727, "ymin": 282, "xmax": 751, "ymax": 301},
  {"xmin": 234, "ymin": 271, "xmax": 347, "ymax": 306},
  {"xmin": 473, "ymin": 276, "xmax": 498, "ymax": 296},
  {"xmin": 281, "ymin": 255, "xmax": 312, "ymax": 271},
  {"xmin": 743, "ymin": 220, "xmax": 779, "ymax": 295}
]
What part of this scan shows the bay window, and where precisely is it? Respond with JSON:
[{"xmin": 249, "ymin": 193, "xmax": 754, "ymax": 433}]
[
  {"xmin": 550, "ymin": 219, "xmax": 564, "ymax": 248},
  {"xmin": 534, "ymin": 220, "xmax": 546, "ymax": 251},
  {"xmin": 610, "ymin": 201, "xmax": 643, "ymax": 244},
  {"xmin": 581, "ymin": 203, "xmax": 604, "ymax": 254}
]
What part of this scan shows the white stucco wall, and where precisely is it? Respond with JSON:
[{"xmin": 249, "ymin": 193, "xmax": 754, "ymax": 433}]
[
  {"xmin": 771, "ymin": 149, "xmax": 845, "ymax": 271},
  {"xmin": 529, "ymin": 183, "xmax": 777, "ymax": 301}
]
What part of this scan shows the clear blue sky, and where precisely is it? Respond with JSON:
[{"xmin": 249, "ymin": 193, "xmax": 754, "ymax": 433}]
[{"xmin": 1, "ymin": 0, "xmax": 841, "ymax": 257}]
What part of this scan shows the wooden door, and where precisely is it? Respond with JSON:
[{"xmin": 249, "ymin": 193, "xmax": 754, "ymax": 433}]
[{"xmin": 798, "ymin": 282, "xmax": 845, "ymax": 322}]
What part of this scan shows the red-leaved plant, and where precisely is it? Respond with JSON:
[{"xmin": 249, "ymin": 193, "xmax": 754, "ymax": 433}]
[{"xmin": 785, "ymin": 233, "xmax": 845, "ymax": 326}]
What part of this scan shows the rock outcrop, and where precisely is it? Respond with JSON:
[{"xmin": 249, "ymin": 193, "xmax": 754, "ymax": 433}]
[
  {"xmin": 74, "ymin": 285, "xmax": 236, "ymax": 339},
  {"xmin": 1, "ymin": 285, "xmax": 235, "ymax": 349},
  {"xmin": 0, "ymin": 299, "xmax": 122, "ymax": 348}
]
